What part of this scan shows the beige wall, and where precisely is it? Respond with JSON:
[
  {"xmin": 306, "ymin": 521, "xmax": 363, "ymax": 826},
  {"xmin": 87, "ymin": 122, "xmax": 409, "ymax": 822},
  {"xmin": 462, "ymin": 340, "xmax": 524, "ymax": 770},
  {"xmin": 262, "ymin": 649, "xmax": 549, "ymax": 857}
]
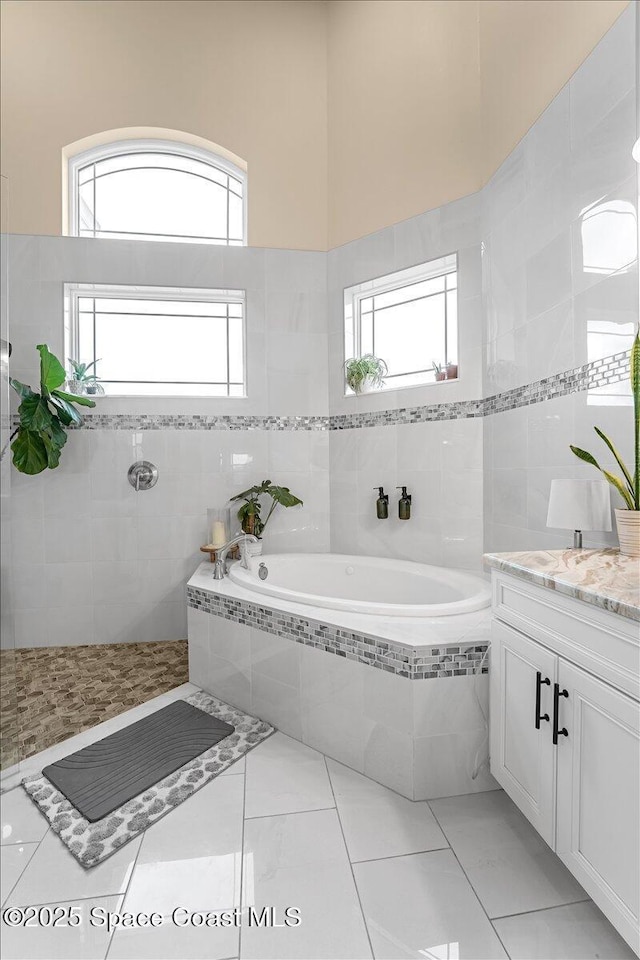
[
  {"xmin": 0, "ymin": 0, "xmax": 328, "ymax": 249},
  {"xmin": 327, "ymin": 0, "xmax": 482, "ymax": 248},
  {"xmin": 327, "ymin": 0, "xmax": 630, "ymax": 247},
  {"xmin": 0, "ymin": 0, "xmax": 631, "ymax": 249},
  {"xmin": 479, "ymin": 0, "xmax": 631, "ymax": 182}
]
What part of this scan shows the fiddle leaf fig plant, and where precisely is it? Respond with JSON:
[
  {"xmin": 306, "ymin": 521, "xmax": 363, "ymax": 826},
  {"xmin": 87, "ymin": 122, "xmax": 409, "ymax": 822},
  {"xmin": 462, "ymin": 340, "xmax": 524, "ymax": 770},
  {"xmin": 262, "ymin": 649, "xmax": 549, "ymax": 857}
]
[
  {"xmin": 230, "ymin": 479, "xmax": 303, "ymax": 537},
  {"xmin": 570, "ymin": 331, "xmax": 640, "ymax": 510},
  {"xmin": 9, "ymin": 344, "xmax": 95, "ymax": 475}
]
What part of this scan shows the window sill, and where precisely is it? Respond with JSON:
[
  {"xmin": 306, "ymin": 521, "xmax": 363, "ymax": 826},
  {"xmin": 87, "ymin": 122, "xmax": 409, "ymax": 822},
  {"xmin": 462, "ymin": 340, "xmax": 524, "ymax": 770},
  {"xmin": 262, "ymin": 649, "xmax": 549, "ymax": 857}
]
[{"xmin": 343, "ymin": 376, "xmax": 459, "ymax": 399}]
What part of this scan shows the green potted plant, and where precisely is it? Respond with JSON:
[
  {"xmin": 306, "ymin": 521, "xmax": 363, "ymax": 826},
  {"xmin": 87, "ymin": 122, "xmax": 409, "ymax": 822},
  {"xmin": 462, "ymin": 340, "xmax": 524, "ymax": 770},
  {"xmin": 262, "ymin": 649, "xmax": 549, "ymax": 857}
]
[
  {"xmin": 432, "ymin": 361, "xmax": 446, "ymax": 382},
  {"xmin": 68, "ymin": 358, "xmax": 104, "ymax": 396},
  {"xmin": 7, "ymin": 344, "xmax": 95, "ymax": 474},
  {"xmin": 344, "ymin": 354, "xmax": 387, "ymax": 395},
  {"xmin": 230, "ymin": 479, "xmax": 303, "ymax": 556},
  {"xmin": 570, "ymin": 332, "xmax": 639, "ymax": 556}
]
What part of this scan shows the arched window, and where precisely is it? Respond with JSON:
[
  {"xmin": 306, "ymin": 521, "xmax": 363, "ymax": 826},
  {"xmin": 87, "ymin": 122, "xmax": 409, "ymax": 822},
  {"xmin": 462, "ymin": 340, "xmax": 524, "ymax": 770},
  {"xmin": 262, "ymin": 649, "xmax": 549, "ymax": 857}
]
[{"xmin": 67, "ymin": 139, "xmax": 246, "ymax": 244}]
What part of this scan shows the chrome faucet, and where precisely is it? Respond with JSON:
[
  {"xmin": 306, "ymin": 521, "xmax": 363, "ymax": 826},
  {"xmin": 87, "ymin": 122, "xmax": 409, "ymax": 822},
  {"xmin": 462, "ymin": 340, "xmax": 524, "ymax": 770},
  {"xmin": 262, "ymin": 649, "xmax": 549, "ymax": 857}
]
[{"xmin": 213, "ymin": 533, "xmax": 259, "ymax": 580}]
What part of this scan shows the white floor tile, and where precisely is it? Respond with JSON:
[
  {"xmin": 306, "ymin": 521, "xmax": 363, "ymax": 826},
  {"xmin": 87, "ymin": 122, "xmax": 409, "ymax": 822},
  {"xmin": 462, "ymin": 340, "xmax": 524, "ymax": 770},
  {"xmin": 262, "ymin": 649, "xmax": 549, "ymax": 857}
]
[
  {"xmin": 109, "ymin": 921, "xmax": 239, "ymax": 960},
  {"xmin": 6, "ymin": 829, "xmax": 142, "ymax": 908},
  {"xmin": 109, "ymin": 775, "xmax": 244, "ymax": 960},
  {"xmin": 1, "ymin": 789, "xmax": 49, "ymax": 845},
  {"xmin": 220, "ymin": 755, "xmax": 246, "ymax": 776},
  {"xmin": 492, "ymin": 900, "xmax": 637, "ymax": 959},
  {"xmin": 326, "ymin": 759, "xmax": 447, "ymax": 863},
  {"xmin": 1, "ymin": 843, "xmax": 39, "ymax": 907},
  {"xmin": 354, "ymin": 849, "xmax": 508, "ymax": 959},
  {"xmin": 241, "ymin": 808, "xmax": 372, "ymax": 959},
  {"xmin": 1, "ymin": 895, "xmax": 122, "ymax": 960},
  {"xmin": 244, "ymin": 734, "xmax": 334, "ymax": 819},
  {"xmin": 430, "ymin": 791, "xmax": 587, "ymax": 918}
]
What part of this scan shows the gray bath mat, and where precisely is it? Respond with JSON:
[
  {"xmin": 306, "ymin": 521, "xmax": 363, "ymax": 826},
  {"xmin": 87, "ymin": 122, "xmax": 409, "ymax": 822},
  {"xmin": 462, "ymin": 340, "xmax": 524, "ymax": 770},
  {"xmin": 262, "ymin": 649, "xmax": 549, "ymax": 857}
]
[
  {"xmin": 23, "ymin": 691, "xmax": 274, "ymax": 868},
  {"xmin": 42, "ymin": 700, "xmax": 235, "ymax": 822}
]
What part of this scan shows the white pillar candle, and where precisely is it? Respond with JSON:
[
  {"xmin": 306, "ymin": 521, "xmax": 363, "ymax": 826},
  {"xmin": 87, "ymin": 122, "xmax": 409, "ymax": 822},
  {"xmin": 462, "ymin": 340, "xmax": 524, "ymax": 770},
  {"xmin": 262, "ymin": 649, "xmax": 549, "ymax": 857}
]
[{"xmin": 211, "ymin": 520, "xmax": 227, "ymax": 549}]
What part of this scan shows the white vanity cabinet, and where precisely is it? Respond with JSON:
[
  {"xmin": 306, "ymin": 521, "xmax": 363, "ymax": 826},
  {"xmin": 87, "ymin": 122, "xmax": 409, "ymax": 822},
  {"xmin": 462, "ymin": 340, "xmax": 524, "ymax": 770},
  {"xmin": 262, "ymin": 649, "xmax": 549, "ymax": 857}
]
[{"xmin": 489, "ymin": 571, "xmax": 640, "ymax": 955}]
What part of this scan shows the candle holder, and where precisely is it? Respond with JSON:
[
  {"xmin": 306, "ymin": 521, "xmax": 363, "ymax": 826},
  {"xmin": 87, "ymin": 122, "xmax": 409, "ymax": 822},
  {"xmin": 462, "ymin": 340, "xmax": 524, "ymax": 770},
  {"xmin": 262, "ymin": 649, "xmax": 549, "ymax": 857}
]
[{"xmin": 201, "ymin": 505, "xmax": 235, "ymax": 563}]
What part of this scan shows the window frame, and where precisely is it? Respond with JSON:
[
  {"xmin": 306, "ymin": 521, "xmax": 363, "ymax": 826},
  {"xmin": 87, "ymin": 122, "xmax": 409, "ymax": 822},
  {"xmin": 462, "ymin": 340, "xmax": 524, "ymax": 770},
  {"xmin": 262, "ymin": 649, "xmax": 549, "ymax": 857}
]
[
  {"xmin": 64, "ymin": 282, "xmax": 247, "ymax": 398},
  {"xmin": 66, "ymin": 139, "xmax": 248, "ymax": 245},
  {"xmin": 343, "ymin": 253, "xmax": 459, "ymax": 397}
]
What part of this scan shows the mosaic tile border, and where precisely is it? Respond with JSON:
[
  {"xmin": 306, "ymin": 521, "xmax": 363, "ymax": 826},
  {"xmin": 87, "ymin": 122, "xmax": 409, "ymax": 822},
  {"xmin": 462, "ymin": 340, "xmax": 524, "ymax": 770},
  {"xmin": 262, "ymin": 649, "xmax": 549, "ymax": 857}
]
[
  {"xmin": 9, "ymin": 350, "xmax": 628, "ymax": 433},
  {"xmin": 74, "ymin": 413, "xmax": 331, "ymax": 432},
  {"xmin": 187, "ymin": 585, "xmax": 489, "ymax": 680}
]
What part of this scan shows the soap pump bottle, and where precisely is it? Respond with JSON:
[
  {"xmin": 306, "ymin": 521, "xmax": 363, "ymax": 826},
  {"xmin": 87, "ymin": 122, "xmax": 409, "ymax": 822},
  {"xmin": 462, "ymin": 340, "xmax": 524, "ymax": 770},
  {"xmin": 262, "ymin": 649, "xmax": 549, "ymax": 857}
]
[
  {"xmin": 374, "ymin": 487, "xmax": 389, "ymax": 519},
  {"xmin": 397, "ymin": 486, "xmax": 412, "ymax": 520}
]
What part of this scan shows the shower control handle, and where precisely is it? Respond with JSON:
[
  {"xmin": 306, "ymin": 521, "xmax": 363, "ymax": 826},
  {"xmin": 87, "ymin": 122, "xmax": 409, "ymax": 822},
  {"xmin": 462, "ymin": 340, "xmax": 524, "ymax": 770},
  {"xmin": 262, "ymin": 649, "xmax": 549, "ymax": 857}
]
[{"xmin": 128, "ymin": 461, "xmax": 158, "ymax": 491}]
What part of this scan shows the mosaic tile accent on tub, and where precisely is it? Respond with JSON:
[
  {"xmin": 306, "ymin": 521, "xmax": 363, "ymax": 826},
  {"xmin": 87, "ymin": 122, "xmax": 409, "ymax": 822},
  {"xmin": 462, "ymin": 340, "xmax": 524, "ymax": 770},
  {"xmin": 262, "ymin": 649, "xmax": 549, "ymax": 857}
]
[
  {"xmin": 12, "ymin": 350, "xmax": 627, "ymax": 433},
  {"xmin": 186, "ymin": 585, "xmax": 489, "ymax": 680}
]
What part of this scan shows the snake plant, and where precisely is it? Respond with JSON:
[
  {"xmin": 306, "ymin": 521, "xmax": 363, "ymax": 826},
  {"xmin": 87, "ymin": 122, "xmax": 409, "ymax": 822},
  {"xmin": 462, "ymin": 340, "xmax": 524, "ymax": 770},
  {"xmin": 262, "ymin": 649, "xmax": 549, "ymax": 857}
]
[{"xmin": 570, "ymin": 331, "xmax": 640, "ymax": 510}]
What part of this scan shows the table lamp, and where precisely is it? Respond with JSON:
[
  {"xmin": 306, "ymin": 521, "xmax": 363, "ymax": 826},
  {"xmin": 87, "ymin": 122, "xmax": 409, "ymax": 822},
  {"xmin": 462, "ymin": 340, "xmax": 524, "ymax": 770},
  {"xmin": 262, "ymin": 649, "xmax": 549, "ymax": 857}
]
[{"xmin": 546, "ymin": 479, "xmax": 611, "ymax": 548}]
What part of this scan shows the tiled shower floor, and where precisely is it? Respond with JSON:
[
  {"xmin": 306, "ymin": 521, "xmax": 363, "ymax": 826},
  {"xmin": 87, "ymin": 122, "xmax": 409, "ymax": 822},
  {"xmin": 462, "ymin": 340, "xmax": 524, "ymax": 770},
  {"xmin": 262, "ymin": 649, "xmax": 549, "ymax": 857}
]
[
  {"xmin": 0, "ymin": 683, "xmax": 634, "ymax": 960},
  {"xmin": 0, "ymin": 641, "xmax": 188, "ymax": 768}
]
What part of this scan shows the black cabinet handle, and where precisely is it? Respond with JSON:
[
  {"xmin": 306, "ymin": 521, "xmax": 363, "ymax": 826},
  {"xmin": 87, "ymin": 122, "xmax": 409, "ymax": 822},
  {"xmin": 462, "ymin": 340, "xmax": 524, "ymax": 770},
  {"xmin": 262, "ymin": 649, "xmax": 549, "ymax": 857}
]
[
  {"xmin": 535, "ymin": 671, "xmax": 551, "ymax": 729},
  {"xmin": 552, "ymin": 682, "xmax": 569, "ymax": 744}
]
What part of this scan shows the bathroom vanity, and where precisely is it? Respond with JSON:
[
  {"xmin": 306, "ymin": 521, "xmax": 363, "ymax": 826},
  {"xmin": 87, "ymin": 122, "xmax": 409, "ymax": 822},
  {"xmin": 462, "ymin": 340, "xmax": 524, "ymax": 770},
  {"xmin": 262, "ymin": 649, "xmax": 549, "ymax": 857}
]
[{"xmin": 484, "ymin": 549, "xmax": 640, "ymax": 955}]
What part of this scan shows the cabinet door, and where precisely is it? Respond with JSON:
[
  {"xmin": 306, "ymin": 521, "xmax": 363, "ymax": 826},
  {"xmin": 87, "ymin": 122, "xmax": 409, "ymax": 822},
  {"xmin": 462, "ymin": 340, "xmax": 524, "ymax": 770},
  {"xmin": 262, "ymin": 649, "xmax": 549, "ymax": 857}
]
[
  {"xmin": 490, "ymin": 620, "xmax": 557, "ymax": 846},
  {"xmin": 556, "ymin": 661, "xmax": 640, "ymax": 955}
]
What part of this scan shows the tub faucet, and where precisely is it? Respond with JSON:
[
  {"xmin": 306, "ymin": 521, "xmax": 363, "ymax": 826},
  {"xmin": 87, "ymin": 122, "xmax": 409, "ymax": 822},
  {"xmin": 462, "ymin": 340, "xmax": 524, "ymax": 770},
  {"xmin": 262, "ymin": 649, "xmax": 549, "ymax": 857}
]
[{"xmin": 213, "ymin": 534, "xmax": 259, "ymax": 580}]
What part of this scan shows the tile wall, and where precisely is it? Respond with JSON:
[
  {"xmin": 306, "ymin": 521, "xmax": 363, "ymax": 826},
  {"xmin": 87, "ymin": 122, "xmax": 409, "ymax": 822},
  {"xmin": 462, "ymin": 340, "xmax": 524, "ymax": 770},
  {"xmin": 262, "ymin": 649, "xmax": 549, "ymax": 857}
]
[
  {"xmin": 327, "ymin": 193, "xmax": 485, "ymax": 570},
  {"xmin": 4, "ymin": 238, "xmax": 330, "ymax": 647},
  {"xmin": 482, "ymin": 3, "xmax": 638, "ymax": 553}
]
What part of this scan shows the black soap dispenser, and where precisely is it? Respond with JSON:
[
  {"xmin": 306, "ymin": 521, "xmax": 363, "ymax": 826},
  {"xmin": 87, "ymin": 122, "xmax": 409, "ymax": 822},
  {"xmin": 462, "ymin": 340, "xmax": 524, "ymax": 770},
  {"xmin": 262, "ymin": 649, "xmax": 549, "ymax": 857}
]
[
  {"xmin": 397, "ymin": 486, "xmax": 412, "ymax": 520},
  {"xmin": 374, "ymin": 487, "xmax": 389, "ymax": 519}
]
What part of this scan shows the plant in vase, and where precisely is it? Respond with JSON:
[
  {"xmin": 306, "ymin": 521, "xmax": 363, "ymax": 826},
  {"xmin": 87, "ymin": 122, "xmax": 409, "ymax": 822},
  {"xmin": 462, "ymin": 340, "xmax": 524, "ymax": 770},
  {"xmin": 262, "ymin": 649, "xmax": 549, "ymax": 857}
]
[
  {"xmin": 569, "ymin": 332, "xmax": 639, "ymax": 556},
  {"xmin": 445, "ymin": 359, "xmax": 458, "ymax": 380},
  {"xmin": 7, "ymin": 344, "xmax": 95, "ymax": 474},
  {"xmin": 230, "ymin": 479, "xmax": 303, "ymax": 557},
  {"xmin": 68, "ymin": 358, "xmax": 105, "ymax": 396},
  {"xmin": 345, "ymin": 355, "xmax": 388, "ymax": 394},
  {"xmin": 432, "ymin": 361, "xmax": 446, "ymax": 382}
]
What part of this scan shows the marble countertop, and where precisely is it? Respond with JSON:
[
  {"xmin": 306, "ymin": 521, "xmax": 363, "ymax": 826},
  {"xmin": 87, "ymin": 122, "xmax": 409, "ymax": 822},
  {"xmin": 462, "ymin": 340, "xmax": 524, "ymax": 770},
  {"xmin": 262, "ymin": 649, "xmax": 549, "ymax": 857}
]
[{"xmin": 483, "ymin": 549, "xmax": 639, "ymax": 622}]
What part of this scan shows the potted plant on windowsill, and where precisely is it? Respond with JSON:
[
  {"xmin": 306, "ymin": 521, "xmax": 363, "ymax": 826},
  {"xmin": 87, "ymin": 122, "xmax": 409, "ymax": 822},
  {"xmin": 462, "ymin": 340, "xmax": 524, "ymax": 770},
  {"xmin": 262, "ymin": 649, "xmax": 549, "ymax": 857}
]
[
  {"xmin": 570, "ymin": 332, "xmax": 639, "ymax": 556},
  {"xmin": 230, "ymin": 479, "xmax": 303, "ymax": 557},
  {"xmin": 344, "ymin": 355, "xmax": 388, "ymax": 395},
  {"xmin": 67, "ymin": 359, "xmax": 105, "ymax": 396},
  {"xmin": 445, "ymin": 359, "xmax": 458, "ymax": 380},
  {"xmin": 432, "ymin": 361, "xmax": 446, "ymax": 382}
]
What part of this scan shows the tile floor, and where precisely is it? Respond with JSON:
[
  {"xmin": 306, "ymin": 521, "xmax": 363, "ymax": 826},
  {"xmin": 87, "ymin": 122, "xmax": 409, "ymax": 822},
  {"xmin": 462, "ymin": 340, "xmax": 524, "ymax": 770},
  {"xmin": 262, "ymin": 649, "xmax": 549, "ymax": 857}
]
[{"xmin": 1, "ymin": 683, "xmax": 636, "ymax": 960}]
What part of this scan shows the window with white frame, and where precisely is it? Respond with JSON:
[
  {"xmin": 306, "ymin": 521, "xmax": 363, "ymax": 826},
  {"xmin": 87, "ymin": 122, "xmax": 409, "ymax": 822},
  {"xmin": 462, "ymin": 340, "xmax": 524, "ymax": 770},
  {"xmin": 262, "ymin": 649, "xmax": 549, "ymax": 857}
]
[
  {"xmin": 68, "ymin": 140, "xmax": 246, "ymax": 244},
  {"xmin": 343, "ymin": 254, "xmax": 458, "ymax": 393},
  {"xmin": 65, "ymin": 284, "xmax": 246, "ymax": 397}
]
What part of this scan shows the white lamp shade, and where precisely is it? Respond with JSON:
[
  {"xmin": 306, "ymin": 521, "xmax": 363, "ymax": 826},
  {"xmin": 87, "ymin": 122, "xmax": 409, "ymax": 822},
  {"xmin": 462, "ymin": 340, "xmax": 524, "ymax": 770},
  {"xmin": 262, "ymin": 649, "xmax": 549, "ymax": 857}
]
[{"xmin": 546, "ymin": 479, "xmax": 612, "ymax": 532}]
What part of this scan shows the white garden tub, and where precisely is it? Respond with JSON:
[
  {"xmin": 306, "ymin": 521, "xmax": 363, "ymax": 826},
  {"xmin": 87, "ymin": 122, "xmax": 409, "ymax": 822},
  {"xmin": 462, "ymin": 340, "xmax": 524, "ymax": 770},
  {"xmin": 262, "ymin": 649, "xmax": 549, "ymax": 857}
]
[{"xmin": 228, "ymin": 553, "xmax": 490, "ymax": 617}]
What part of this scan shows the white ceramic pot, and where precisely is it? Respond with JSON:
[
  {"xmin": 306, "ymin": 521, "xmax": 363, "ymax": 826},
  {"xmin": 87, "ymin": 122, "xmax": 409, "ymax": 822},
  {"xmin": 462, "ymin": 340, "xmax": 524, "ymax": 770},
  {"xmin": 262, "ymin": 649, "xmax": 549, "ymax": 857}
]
[{"xmin": 615, "ymin": 509, "xmax": 640, "ymax": 557}]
